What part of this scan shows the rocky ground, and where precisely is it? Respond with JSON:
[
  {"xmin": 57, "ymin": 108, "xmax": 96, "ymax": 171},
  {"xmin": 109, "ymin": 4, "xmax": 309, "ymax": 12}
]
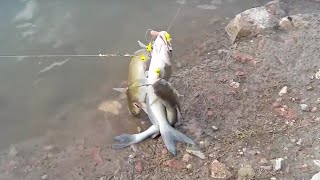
[{"xmin": 1, "ymin": 0, "xmax": 320, "ymax": 179}]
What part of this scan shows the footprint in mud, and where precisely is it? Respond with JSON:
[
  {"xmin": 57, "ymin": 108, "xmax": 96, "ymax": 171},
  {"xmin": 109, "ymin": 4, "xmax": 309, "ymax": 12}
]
[{"xmin": 98, "ymin": 100, "xmax": 122, "ymax": 115}]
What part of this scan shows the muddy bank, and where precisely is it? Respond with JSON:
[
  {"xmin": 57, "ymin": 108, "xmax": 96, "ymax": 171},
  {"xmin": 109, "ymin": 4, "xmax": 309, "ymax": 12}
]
[{"xmin": 1, "ymin": 1, "xmax": 320, "ymax": 180}]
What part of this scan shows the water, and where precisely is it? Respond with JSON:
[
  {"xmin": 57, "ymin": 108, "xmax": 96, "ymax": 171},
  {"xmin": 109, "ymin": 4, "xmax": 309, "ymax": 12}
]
[{"xmin": 0, "ymin": 0, "xmax": 260, "ymax": 150}]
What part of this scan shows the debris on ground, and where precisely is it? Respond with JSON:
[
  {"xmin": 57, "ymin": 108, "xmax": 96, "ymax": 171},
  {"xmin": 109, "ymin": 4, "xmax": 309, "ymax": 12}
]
[
  {"xmin": 300, "ymin": 104, "xmax": 309, "ymax": 112},
  {"xmin": 237, "ymin": 165, "xmax": 255, "ymax": 180},
  {"xmin": 271, "ymin": 158, "xmax": 284, "ymax": 171},
  {"xmin": 186, "ymin": 145, "xmax": 206, "ymax": 160},
  {"xmin": 278, "ymin": 86, "xmax": 288, "ymax": 96},
  {"xmin": 210, "ymin": 160, "xmax": 232, "ymax": 179}
]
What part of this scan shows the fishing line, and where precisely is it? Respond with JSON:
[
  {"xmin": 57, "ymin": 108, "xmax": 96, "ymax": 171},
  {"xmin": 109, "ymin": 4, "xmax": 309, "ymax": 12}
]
[
  {"xmin": 0, "ymin": 6, "xmax": 181, "ymax": 59},
  {"xmin": 167, "ymin": 7, "xmax": 181, "ymax": 32},
  {"xmin": 0, "ymin": 53, "xmax": 134, "ymax": 59}
]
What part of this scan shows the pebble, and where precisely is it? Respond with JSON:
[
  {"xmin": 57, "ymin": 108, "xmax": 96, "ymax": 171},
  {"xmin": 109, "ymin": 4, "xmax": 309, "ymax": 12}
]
[
  {"xmin": 296, "ymin": 139, "xmax": 303, "ymax": 145},
  {"xmin": 311, "ymin": 107, "xmax": 318, "ymax": 113},
  {"xmin": 186, "ymin": 146, "xmax": 206, "ymax": 159},
  {"xmin": 271, "ymin": 177, "xmax": 277, "ymax": 180},
  {"xmin": 283, "ymin": 146, "xmax": 289, "ymax": 151},
  {"xmin": 186, "ymin": 164, "xmax": 192, "ymax": 169},
  {"xmin": 271, "ymin": 158, "xmax": 284, "ymax": 171},
  {"xmin": 135, "ymin": 161, "xmax": 143, "ymax": 173},
  {"xmin": 316, "ymin": 98, "xmax": 320, "ymax": 104},
  {"xmin": 290, "ymin": 138, "xmax": 297, "ymax": 143},
  {"xmin": 259, "ymin": 158, "xmax": 268, "ymax": 165},
  {"xmin": 161, "ymin": 148, "xmax": 168, "ymax": 156},
  {"xmin": 230, "ymin": 81, "xmax": 240, "ymax": 89},
  {"xmin": 211, "ymin": 126, "xmax": 219, "ymax": 131},
  {"xmin": 129, "ymin": 154, "xmax": 135, "ymax": 159},
  {"xmin": 279, "ymin": 86, "xmax": 288, "ymax": 96},
  {"xmin": 210, "ymin": 160, "xmax": 232, "ymax": 179},
  {"xmin": 164, "ymin": 159, "xmax": 184, "ymax": 170},
  {"xmin": 41, "ymin": 174, "xmax": 48, "ymax": 180},
  {"xmin": 300, "ymin": 104, "xmax": 309, "ymax": 112},
  {"xmin": 182, "ymin": 153, "xmax": 193, "ymax": 162},
  {"xmin": 260, "ymin": 165, "xmax": 272, "ymax": 171},
  {"xmin": 307, "ymin": 86, "xmax": 314, "ymax": 90},
  {"xmin": 238, "ymin": 165, "xmax": 255, "ymax": 180}
]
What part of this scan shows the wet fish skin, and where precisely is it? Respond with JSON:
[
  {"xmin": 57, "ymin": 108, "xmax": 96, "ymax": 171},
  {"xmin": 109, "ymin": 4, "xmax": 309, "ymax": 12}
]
[{"xmin": 113, "ymin": 47, "xmax": 151, "ymax": 115}]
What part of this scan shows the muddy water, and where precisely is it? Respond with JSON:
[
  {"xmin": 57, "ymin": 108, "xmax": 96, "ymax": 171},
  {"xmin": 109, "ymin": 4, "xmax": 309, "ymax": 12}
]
[{"xmin": 0, "ymin": 0, "xmax": 260, "ymax": 150}]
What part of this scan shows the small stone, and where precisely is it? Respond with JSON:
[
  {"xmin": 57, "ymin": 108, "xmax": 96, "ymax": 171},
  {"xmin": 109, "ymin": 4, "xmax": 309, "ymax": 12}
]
[
  {"xmin": 182, "ymin": 153, "xmax": 192, "ymax": 162},
  {"xmin": 186, "ymin": 164, "xmax": 192, "ymax": 169},
  {"xmin": 207, "ymin": 110, "xmax": 214, "ymax": 117},
  {"xmin": 271, "ymin": 177, "xmax": 276, "ymax": 180},
  {"xmin": 137, "ymin": 126, "xmax": 142, "ymax": 132},
  {"xmin": 300, "ymin": 104, "xmax": 309, "ymax": 112},
  {"xmin": 316, "ymin": 69, "xmax": 320, "ymax": 79},
  {"xmin": 315, "ymin": 117, "xmax": 320, "ymax": 121},
  {"xmin": 316, "ymin": 98, "xmax": 320, "ymax": 104},
  {"xmin": 290, "ymin": 138, "xmax": 297, "ymax": 143},
  {"xmin": 271, "ymin": 158, "xmax": 284, "ymax": 171},
  {"xmin": 41, "ymin": 174, "xmax": 48, "ymax": 180},
  {"xmin": 311, "ymin": 172, "xmax": 320, "ymax": 180},
  {"xmin": 310, "ymin": 75, "xmax": 315, "ymax": 80},
  {"xmin": 248, "ymin": 150, "xmax": 257, "ymax": 155},
  {"xmin": 211, "ymin": 126, "xmax": 219, "ymax": 131},
  {"xmin": 307, "ymin": 86, "xmax": 314, "ymax": 91},
  {"xmin": 283, "ymin": 146, "xmax": 288, "ymax": 151},
  {"xmin": 161, "ymin": 148, "xmax": 168, "ymax": 156},
  {"xmin": 272, "ymin": 102, "xmax": 282, "ymax": 108},
  {"xmin": 210, "ymin": 160, "xmax": 232, "ymax": 179},
  {"xmin": 131, "ymin": 145, "xmax": 139, "ymax": 152},
  {"xmin": 129, "ymin": 154, "xmax": 135, "ymax": 159},
  {"xmin": 296, "ymin": 139, "xmax": 302, "ymax": 145},
  {"xmin": 186, "ymin": 145, "xmax": 206, "ymax": 159},
  {"xmin": 259, "ymin": 158, "xmax": 268, "ymax": 165},
  {"xmin": 43, "ymin": 145, "xmax": 54, "ymax": 151},
  {"xmin": 135, "ymin": 161, "xmax": 143, "ymax": 173},
  {"xmin": 238, "ymin": 165, "xmax": 255, "ymax": 180},
  {"xmin": 164, "ymin": 159, "xmax": 184, "ymax": 170},
  {"xmin": 279, "ymin": 86, "xmax": 288, "ymax": 96},
  {"xmin": 311, "ymin": 107, "xmax": 318, "ymax": 113},
  {"xmin": 260, "ymin": 166, "xmax": 272, "ymax": 171},
  {"xmin": 230, "ymin": 81, "xmax": 240, "ymax": 89},
  {"xmin": 99, "ymin": 176, "xmax": 107, "ymax": 180}
]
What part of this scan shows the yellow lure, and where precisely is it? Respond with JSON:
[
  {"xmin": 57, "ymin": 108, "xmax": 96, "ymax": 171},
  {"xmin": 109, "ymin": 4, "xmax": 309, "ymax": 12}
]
[
  {"xmin": 146, "ymin": 42, "xmax": 152, "ymax": 52},
  {"xmin": 155, "ymin": 68, "xmax": 160, "ymax": 77},
  {"xmin": 165, "ymin": 32, "xmax": 171, "ymax": 42},
  {"xmin": 140, "ymin": 54, "xmax": 146, "ymax": 62}
]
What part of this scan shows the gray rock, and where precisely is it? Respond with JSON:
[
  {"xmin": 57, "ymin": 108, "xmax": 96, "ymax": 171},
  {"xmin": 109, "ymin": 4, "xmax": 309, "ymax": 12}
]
[
  {"xmin": 225, "ymin": 0, "xmax": 285, "ymax": 42},
  {"xmin": 271, "ymin": 158, "xmax": 284, "ymax": 171},
  {"xmin": 311, "ymin": 172, "xmax": 320, "ymax": 180},
  {"xmin": 300, "ymin": 104, "xmax": 309, "ymax": 112},
  {"xmin": 238, "ymin": 165, "xmax": 255, "ymax": 180},
  {"xmin": 41, "ymin": 175, "xmax": 48, "ymax": 180}
]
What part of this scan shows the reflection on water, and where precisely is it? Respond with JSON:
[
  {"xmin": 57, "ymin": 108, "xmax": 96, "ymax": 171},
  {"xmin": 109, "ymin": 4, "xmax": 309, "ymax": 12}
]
[{"xmin": 0, "ymin": 0, "xmax": 259, "ymax": 150}]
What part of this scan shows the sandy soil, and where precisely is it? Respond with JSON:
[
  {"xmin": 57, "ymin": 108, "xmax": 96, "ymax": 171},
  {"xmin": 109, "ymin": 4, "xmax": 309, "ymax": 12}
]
[{"xmin": 1, "ymin": 1, "xmax": 320, "ymax": 180}]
